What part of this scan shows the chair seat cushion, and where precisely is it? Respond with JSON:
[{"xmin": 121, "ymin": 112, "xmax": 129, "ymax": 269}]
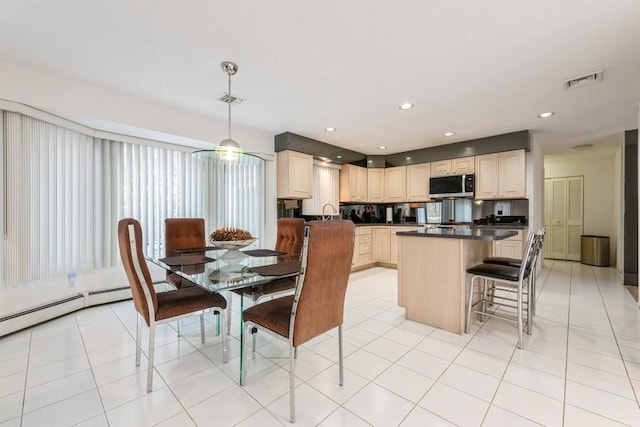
[
  {"xmin": 467, "ymin": 263, "xmax": 530, "ymax": 281},
  {"xmin": 483, "ymin": 256, "xmax": 522, "ymax": 268},
  {"xmin": 243, "ymin": 295, "xmax": 294, "ymax": 339},
  {"xmin": 155, "ymin": 286, "xmax": 227, "ymax": 321}
]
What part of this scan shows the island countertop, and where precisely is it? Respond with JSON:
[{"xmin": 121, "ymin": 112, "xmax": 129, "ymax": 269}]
[{"xmin": 396, "ymin": 228, "xmax": 517, "ymax": 240}]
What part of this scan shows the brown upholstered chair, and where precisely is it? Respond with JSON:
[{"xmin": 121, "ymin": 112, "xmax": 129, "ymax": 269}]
[
  {"xmin": 165, "ymin": 218, "xmax": 207, "ymax": 288},
  {"xmin": 118, "ymin": 218, "xmax": 228, "ymax": 392},
  {"xmin": 240, "ymin": 220, "xmax": 354, "ymax": 423},
  {"xmin": 227, "ymin": 218, "xmax": 305, "ymax": 334}
]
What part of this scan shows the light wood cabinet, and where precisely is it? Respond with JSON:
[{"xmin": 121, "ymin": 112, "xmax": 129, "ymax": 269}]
[
  {"xmin": 276, "ymin": 150, "xmax": 313, "ymax": 199},
  {"xmin": 367, "ymin": 168, "xmax": 385, "ymax": 203},
  {"xmin": 372, "ymin": 227, "xmax": 391, "ymax": 262},
  {"xmin": 384, "ymin": 166, "xmax": 407, "ymax": 202},
  {"xmin": 493, "ymin": 229, "xmax": 525, "ymax": 259},
  {"xmin": 352, "ymin": 227, "xmax": 373, "ymax": 268},
  {"xmin": 430, "ymin": 156, "xmax": 475, "ymax": 177},
  {"xmin": 340, "ymin": 164, "xmax": 367, "ymax": 202},
  {"xmin": 406, "ymin": 163, "xmax": 430, "ymax": 201},
  {"xmin": 390, "ymin": 226, "xmax": 421, "ymax": 264},
  {"xmin": 475, "ymin": 150, "xmax": 526, "ymax": 199}
]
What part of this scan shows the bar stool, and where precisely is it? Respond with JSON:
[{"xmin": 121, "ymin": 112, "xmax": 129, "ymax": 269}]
[
  {"xmin": 483, "ymin": 228, "xmax": 545, "ymax": 315},
  {"xmin": 465, "ymin": 232, "xmax": 538, "ymax": 349}
]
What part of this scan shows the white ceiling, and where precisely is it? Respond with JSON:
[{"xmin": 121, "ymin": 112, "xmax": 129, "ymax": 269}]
[{"xmin": 1, "ymin": 0, "xmax": 639, "ymax": 155}]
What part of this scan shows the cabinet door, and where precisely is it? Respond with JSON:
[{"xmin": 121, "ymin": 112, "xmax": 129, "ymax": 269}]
[
  {"xmin": 371, "ymin": 227, "xmax": 390, "ymax": 262},
  {"xmin": 367, "ymin": 168, "xmax": 385, "ymax": 202},
  {"xmin": 384, "ymin": 166, "xmax": 407, "ymax": 202},
  {"xmin": 340, "ymin": 164, "xmax": 367, "ymax": 202},
  {"xmin": 499, "ymin": 150, "xmax": 526, "ymax": 198},
  {"xmin": 277, "ymin": 150, "xmax": 313, "ymax": 199},
  {"xmin": 355, "ymin": 166, "xmax": 367, "ymax": 202},
  {"xmin": 493, "ymin": 240, "xmax": 523, "ymax": 258},
  {"xmin": 406, "ymin": 163, "xmax": 430, "ymax": 201},
  {"xmin": 475, "ymin": 153, "xmax": 500, "ymax": 199},
  {"xmin": 390, "ymin": 227, "xmax": 419, "ymax": 264},
  {"xmin": 451, "ymin": 156, "xmax": 475, "ymax": 174},
  {"xmin": 430, "ymin": 160, "xmax": 451, "ymax": 177}
]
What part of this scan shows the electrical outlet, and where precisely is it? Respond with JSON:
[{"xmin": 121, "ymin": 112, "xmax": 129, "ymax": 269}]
[{"xmin": 68, "ymin": 272, "xmax": 77, "ymax": 287}]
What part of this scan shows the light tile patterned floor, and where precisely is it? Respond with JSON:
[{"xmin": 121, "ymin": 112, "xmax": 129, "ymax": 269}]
[{"xmin": 1, "ymin": 261, "xmax": 640, "ymax": 426}]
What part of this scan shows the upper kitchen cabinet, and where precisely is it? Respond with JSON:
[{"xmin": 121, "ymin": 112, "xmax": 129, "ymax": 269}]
[
  {"xmin": 277, "ymin": 150, "xmax": 313, "ymax": 199},
  {"xmin": 384, "ymin": 166, "xmax": 407, "ymax": 203},
  {"xmin": 430, "ymin": 156, "xmax": 475, "ymax": 177},
  {"xmin": 367, "ymin": 168, "xmax": 385, "ymax": 203},
  {"xmin": 340, "ymin": 164, "xmax": 367, "ymax": 202},
  {"xmin": 406, "ymin": 162, "xmax": 430, "ymax": 201},
  {"xmin": 475, "ymin": 149, "xmax": 526, "ymax": 200}
]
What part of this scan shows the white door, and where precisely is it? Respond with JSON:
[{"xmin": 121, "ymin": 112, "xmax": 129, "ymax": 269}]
[{"xmin": 544, "ymin": 176, "xmax": 583, "ymax": 260}]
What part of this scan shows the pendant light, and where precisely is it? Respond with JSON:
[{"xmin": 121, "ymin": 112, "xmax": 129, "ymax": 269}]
[{"xmin": 218, "ymin": 61, "xmax": 240, "ymax": 160}]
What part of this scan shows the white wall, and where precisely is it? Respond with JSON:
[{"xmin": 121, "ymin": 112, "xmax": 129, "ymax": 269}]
[{"xmin": 544, "ymin": 146, "xmax": 622, "ymax": 267}]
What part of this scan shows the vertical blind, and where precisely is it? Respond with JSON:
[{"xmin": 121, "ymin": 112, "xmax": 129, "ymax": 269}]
[{"xmin": 3, "ymin": 111, "xmax": 264, "ymax": 285}]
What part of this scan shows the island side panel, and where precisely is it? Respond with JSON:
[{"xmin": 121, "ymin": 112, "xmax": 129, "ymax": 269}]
[{"xmin": 397, "ymin": 235, "xmax": 490, "ymax": 334}]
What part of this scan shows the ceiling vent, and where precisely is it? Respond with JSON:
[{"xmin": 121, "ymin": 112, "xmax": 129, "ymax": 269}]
[
  {"xmin": 217, "ymin": 93, "xmax": 244, "ymax": 104},
  {"xmin": 562, "ymin": 70, "xmax": 604, "ymax": 90}
]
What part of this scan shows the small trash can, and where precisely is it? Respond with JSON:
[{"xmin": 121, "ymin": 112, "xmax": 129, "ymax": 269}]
[{"xmin": 580, "ymin": 235, "xmax": 610, "ymax": 267}]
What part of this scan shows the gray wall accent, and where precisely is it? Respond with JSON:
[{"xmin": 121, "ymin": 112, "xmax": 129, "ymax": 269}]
[
  {"xmin": 274, "ymin": 132, "xmax": 366, "ymax": 164},
  {"xmin": 275, "ymin": 130, "xmax": 530, "ymax": 167},
  {"xmin": 384, "ymin": 130, "xmax": 530, "ymax": 166},
  {"xmin": 624, "ymin": 129, "xmax": 638, "ymax": 285}
]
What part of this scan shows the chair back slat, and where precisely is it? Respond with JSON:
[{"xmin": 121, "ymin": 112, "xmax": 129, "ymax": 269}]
[
  {"xmin": 290, "ymin": 220, "xmax": 355, "ymax": 347},
  {"xmin": 118, "ymin": 218, "xmax": 157, "ymax": 325}
]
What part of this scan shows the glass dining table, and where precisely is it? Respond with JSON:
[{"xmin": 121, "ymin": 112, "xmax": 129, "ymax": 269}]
[{"xmin": 146, "ymin": 246, "xmax": 301, "ymax": 381}]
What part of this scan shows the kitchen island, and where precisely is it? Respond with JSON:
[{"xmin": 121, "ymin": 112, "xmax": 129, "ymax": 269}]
[{"xmin": 396, "ymin": 228, "xmax": 517, "ymax": 334}]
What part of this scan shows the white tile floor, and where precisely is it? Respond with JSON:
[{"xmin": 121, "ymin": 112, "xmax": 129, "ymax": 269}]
[{"xmin": 1, "ymin": 261, "xmax": 640, "ymax": 426}]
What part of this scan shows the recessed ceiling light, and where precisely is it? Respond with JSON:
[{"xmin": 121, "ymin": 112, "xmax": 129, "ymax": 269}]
[
  {"xmin": 538, "ymin": 112, "xmax": 554, "ymax": 118},
  {"xmin": 378, "ymin": 145, "xmax": 387, "ymax": 150},
  {"xmin": 443, "ymin": 132, "xmax": 455, "ymax": 137},
  {"xmin": 336, "ymin": 155, "xmax": 342, "ymax": 159},
  {"xmin": 325, "ymin": 127, "xmax": 336, "ymax": 132},
  {"xmin": 405, "ymin": 157, "xmax": 412, "ymax": 160},
  {"xmin": 399, "ymin": 103, "xmax": 414, "ymax": 110},
  {"xmin": 368, "ymin": 160, "xmax": 373, "ymax": 164}
]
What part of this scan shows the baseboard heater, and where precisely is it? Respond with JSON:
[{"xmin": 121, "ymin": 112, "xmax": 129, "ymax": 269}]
[{"xmin": 0, "ymin": 286, "xmax": 134, "ymax": 337}]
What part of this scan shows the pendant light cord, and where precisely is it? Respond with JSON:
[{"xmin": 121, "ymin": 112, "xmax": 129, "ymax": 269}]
[{"xmin": 227, "ymin": 71, "xmax": 232, "ymax": 140}]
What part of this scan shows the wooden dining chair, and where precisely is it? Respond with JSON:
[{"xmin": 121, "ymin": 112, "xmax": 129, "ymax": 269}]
[
  {"xmin": 227, "ymin": 218, "xmax": 305, "ymax": 335},
  {"xmin": 240, "ymin": 220, "xmax": 354, "ymax": 423},
  {"xmin": 165, "ymin": 218, "xmax": 207, "ymax": 288},
  {"xmin": 118, "ymin": 218, "xmax": 228, "ymax": 392}
]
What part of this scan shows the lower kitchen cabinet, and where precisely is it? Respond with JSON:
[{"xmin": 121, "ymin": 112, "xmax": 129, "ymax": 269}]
[
  {"xmin": 371, "ymin": 227, "xmax": 391, "ymax": 262},
  {"xmin": 492, "ymin": 229, "xmax": 526, "ymax": 258},
  {"xmin": 352, "ymin": 227, "xmax": 372, "ymax": 269},
  {"xmin": 390, "ymin": 226, "xmax": 421, "ymax": 264},
  {"xmin": 352, "ymin": 225, "xmax": 421, "ymax": 270}
]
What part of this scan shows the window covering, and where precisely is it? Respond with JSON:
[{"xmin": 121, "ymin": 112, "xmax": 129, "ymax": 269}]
[{"xmin": 2, "ymin": 111, "xmax": 264, "ymax": 285}]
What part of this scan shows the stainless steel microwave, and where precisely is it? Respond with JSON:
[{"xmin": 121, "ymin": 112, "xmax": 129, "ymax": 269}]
[{"xmin": 429, "ymin": 174, "xmax": 475, "ymax": 198}]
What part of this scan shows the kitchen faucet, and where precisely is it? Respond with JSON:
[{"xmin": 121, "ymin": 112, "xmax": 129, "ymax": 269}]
[{"xmin": 322, "ymin": 203, "xmax": 337, "ymax": 220}]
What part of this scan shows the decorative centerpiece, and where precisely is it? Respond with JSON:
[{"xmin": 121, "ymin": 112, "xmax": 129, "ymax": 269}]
[
  {"xmin": 209, "ymin": 227, "xmax": 256, "ymax": 249},
  {"xmin": 209, "ymin": 227, "xmax": 257, "ymax": 265}
]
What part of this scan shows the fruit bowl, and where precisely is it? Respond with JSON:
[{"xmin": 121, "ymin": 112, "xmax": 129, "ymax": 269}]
[{"xmin": 209, "ymin": 238, "xmax": 257, "ymax": 250}]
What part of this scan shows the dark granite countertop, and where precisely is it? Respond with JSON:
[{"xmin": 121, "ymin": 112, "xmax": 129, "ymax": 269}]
[
  {"xmin": 472, "ymin": 224, "xmax": 528, "ymax": 230},
  {"xmin": 396, "ymin": 228, "xmax": 518, "ymax": 241},
  {"xmin": 354, "ymin": 223, "xmax": 422, "ymax": 227}
]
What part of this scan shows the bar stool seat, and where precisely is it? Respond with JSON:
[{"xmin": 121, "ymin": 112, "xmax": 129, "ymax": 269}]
[
  {"xmin": 481, "ymin": 256, "xmax": 522, "ymax": 268},
  {"xmin": 465, "ymin": 232, "xmax": 538, "ymax": 349}
]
